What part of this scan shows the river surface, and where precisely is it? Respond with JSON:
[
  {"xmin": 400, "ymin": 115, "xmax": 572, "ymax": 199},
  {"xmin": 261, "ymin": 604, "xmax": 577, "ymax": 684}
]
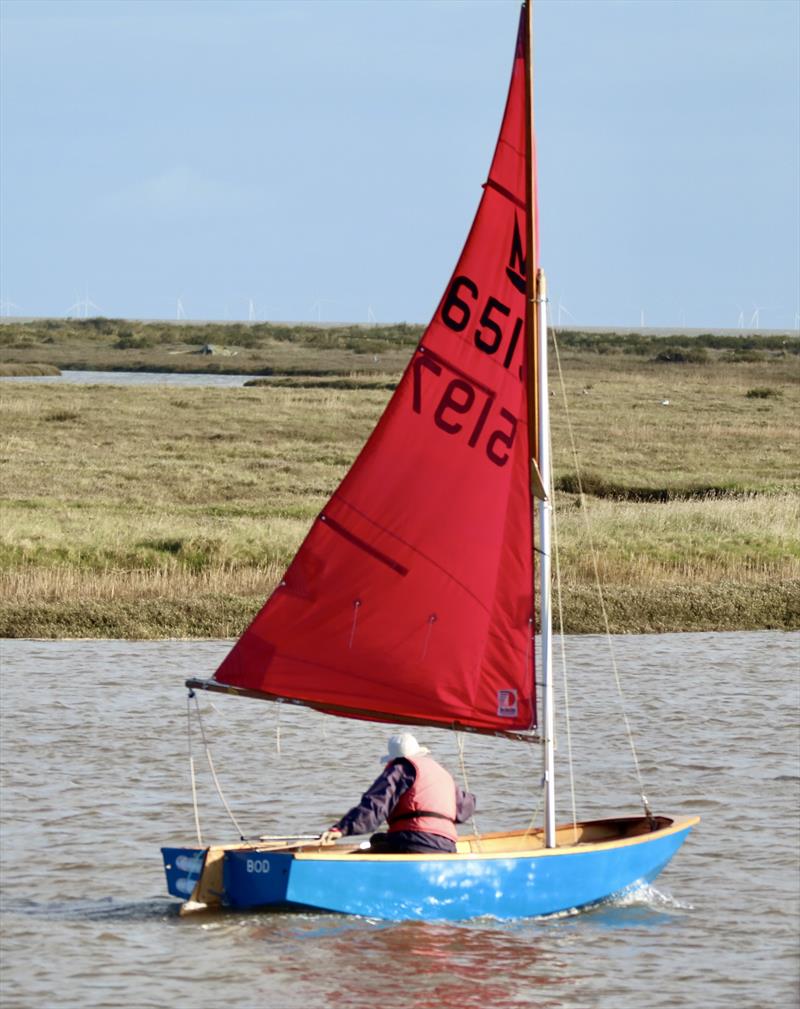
[
  {"xmin": 0, "ymin": 370, "xmax": 255, "ymax": 387},
  {"xmin": 1, "ymin": 632, "xmax": 798, "ymax": 1008}
]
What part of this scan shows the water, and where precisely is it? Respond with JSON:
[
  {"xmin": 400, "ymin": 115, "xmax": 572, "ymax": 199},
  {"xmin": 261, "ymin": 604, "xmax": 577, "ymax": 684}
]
[
  {"xmin": 0, "ymin": 370, "xmax": 255, "ymax": 387},
  {"xmin": 1, "ymin": 632, "xmax": 797, "ymax": 1008}
]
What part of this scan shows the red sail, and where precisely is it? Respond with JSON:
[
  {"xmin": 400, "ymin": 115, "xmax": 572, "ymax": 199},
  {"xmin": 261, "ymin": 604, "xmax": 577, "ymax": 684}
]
[{"xmin": 215, "ymin": 18, "xmax": 537, "ymax": 734}]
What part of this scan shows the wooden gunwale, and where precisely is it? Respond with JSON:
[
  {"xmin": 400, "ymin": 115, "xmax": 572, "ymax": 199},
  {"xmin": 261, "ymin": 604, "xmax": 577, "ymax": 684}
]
[
  {"xmin": 289, "ymin": 815, "xmax": 700, "ymax": 860},
  {"xmin": 188, "ymin": 814, "xmax": 699, "ymax": 866}
]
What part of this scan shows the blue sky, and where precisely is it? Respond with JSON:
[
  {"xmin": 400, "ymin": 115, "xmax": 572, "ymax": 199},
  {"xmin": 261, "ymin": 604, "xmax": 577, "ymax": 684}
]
[{"xmin": 1, "ymin": 0, "xmax": 798, "ymax": 328}]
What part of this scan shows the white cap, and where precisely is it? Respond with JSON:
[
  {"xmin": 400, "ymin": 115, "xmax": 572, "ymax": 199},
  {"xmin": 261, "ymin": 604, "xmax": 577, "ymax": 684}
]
[{"xmin": 381, "ymin": 732, "xmax": 430, "ymax": 764}]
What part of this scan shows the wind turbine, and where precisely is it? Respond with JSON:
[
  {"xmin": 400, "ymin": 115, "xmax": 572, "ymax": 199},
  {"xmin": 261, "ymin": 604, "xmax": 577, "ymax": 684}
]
[
  {"xmin": 248, "ymin": 298, "xmax": 257, "ymax": 323},
  {"xmin": 0, "ymin": 298, "xmax": 21, "ymax": 318},
  {"xmin": 176, "ymin": 296, "xmax": 186, "ymax": 321},
  {"xmin": 65, "ymin": 289, "xmax": 102, "ymax": 318},
  {"xmin": 310, "ymin": 298, "xmax": 336, "ymax": 323},
  {"xmin": 750, "ymin": 305, "xmax": 767, "ymax": 329},
  {"xmin": 556, "ymin": 300, "xmax": 575, "ymax": 326},
  {"xmin": 736, "ymin": 305, "xmax": 745, "ymax": 329},
  {"xmin": 640, "ymin": 308, "xmax": 645, "ymax": 328},
  {"xmin": 367, "ymin": 305, "xmax": 377, "ymax": 325}
]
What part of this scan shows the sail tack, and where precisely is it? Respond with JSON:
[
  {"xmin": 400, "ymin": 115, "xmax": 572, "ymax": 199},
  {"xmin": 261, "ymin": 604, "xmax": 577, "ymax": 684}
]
[{"xmin": 214, "ymin": 17, "xmax": 537, "ymax": 734}]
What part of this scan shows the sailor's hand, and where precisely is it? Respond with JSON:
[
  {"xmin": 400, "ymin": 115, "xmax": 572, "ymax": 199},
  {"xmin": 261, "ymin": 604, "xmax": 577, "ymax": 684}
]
[{"xmin": 320, "ymin": 827, "xmax": 342, "ymax": 845}]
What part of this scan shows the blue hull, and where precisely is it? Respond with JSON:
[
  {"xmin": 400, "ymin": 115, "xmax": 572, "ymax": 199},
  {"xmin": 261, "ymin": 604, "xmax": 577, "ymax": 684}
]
[{"xmin": 162, "ymin": 817, "xmax": 698, "ymax": 921}]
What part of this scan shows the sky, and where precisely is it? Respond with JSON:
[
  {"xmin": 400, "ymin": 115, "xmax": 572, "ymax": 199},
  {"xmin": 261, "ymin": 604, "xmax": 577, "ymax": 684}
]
[{"xmin": 1, "ymin": 0, "xmax": 798, "ymax": 329}]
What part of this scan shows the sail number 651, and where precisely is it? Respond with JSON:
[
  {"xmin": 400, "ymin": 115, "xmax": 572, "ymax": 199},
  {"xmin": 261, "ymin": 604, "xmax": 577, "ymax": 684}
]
[{"xmin": 441, "ymin": 275, "xmax": 523, "ymax": 372}]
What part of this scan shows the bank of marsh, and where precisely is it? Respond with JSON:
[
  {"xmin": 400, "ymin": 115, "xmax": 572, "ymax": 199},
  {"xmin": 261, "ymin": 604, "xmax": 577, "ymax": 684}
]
[{"xmin": 1, "ymin": 346, "xmax": 797, "ymax": 637}]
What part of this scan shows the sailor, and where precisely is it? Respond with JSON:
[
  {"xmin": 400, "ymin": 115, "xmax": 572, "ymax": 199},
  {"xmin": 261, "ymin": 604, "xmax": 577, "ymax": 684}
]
[{"xmin": 320, "ymin": 731, "xmax": 476, "ymax": 853}]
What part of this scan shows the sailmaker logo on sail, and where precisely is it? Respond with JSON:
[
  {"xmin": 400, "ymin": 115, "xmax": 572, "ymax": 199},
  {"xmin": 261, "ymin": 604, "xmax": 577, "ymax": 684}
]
[{"xmin": 497, "ymin": 689, "xmax": 518, "ymax": 717}]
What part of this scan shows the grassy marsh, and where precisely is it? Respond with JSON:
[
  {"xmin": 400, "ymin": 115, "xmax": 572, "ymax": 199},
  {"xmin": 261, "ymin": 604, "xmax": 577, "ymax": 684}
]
[
  {"xmin": 1, "ymin": 330, "xmax": 798, "ymax": 637},
  {"xmin": 0, "ymin": 318, "xmax": 419, "ymax": 376}
]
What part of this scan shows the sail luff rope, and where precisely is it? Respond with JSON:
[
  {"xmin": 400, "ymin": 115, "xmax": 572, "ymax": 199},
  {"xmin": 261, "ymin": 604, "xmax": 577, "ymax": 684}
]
[
  {"xmin": 186, "ymin": 692, "xmax": 203, "ymax": 845},
  {"xmin": 190, "ymin": 690, "xmax": 249, "ymax": 840},
  {"xmin": 456, "ymin": 732, "xmax": 482, "ymax": 851},
  {"xmin": 550, "ymin": 471, "xmax": 580, "ymax": 843},
  {"xmin": 550, "ymin": 332, "xmax": 654, "ymax": 823}
]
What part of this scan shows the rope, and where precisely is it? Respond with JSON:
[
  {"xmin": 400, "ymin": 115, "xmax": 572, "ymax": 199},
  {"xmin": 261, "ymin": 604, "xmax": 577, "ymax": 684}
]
[
  {"xmin": 550, "ymin": 476, "xmax": 579, "ymax": 844},
  {"xmin": 550, "ymin": 331, "xmax": 654, "ymax": 825},
  {"xmin": 524, "ymin": 746, "xmax": 544, "ymax": 836},
  {"xmin": 456, "ymin": 732, "xmax": 482, "ymax": 850},
  {"xmin": 190, "ymin": 690, "xmax": 249, "ymax": 840},
  {"xmin": 186, "ymin": 692, "xmax": 203, "ymax": 845}
]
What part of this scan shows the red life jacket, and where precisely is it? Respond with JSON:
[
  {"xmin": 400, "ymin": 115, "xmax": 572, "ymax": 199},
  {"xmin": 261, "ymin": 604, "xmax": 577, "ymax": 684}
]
[{"xmin": 387, "ymin": 754, "xmax": 458, "ymax": 842}]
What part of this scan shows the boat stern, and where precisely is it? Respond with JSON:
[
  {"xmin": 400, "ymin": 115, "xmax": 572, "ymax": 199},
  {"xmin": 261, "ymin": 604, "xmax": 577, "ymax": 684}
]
[{"xmin": 222, "ymin": 849, "xmax": 293, "ymax": 909}]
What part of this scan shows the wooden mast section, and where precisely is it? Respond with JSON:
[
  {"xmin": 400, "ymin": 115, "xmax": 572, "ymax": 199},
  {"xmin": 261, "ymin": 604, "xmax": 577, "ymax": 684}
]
[
  {"xmin": 524, "ymin": 0, "xmax": 541, "ymax": 490},
  {"xmin": 524, "ymin": 0, "xmax": 556, "ymax": 849}
]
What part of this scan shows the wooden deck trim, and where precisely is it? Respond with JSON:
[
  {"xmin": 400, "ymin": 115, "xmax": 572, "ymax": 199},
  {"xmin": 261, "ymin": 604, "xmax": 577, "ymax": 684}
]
[{"xmin": 289, "ymin": 816, "xmax": 700, "ymax": 861}]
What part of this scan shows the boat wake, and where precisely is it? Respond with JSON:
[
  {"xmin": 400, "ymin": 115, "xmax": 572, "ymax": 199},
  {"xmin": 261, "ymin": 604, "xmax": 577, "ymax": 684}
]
[
  {"xmin": 4, "ymin": 896, "xmax": 179, "ymax": 921},
  {"xmin": 606, "ymin": 881, "xmax": 693, "ymax": 912},
  {"xmin": 521, "ymin": 882, "xmax": 693, "ymax": 925}
]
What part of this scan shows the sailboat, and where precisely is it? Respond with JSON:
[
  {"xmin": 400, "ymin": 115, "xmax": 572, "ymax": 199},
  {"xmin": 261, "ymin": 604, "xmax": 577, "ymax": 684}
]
[{"xmin": 162, "ymin": 3, "xmax": 697, "ymax": 921}]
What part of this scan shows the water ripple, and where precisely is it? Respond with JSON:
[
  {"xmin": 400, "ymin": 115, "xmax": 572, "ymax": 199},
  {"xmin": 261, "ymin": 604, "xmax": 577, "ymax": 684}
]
[{"xmin": 1, "ymin": 632, "xmax": 798, "ymax": 1009}]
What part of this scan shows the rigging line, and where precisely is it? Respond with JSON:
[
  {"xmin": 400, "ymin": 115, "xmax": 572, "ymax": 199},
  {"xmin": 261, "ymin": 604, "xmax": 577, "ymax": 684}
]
[
  {"xmin": 550, "ymin": 330, "xmax": 653, "ymax": 823},
  {"xmin": 456, "ymin": 732, "xmax": 482, "ymax": 851},
  {"xmin": 186, "ymin": 691, "xmax": 203, "ymax": 846},
  {"xmin": 191, "ymin": 691, "xmax": 248, "ymax": 841},
  {"xmin": 550, "ymin": 470, "xmax": 579, "ymax": 844},
  {"xmin": 524, "ymin": 743, "xmax": 544, "ymax": 835}
]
